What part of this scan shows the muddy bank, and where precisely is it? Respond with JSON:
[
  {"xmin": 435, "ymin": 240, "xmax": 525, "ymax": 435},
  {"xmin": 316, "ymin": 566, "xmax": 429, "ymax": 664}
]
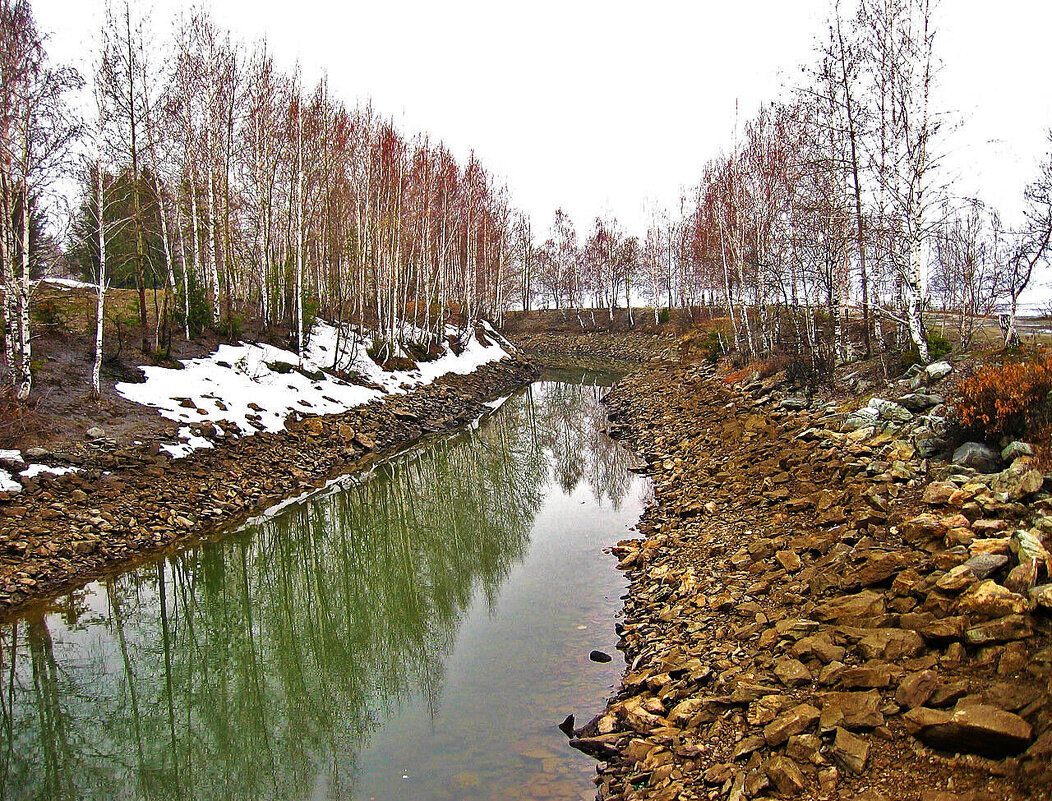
[
  {"xmin": 572, "ymin": 361, "xmax": 1052, "ymax": 800},
  {"xmin": 0, "ymin": 355, "xmax": 538, "ymax": 616},
  {"xmin": 511, "ymin": 331, "xmax": 672, "ymax": 371}
]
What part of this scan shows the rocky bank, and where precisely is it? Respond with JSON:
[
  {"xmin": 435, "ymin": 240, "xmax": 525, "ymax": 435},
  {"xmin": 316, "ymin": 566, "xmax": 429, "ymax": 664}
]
[
  {"xmin": 570, "ymin": 360, "xmax": 1052, "ymax": 801},
  {"xmin": 0, "ymin": 355, "xmax": 539, "ymax": 616}
]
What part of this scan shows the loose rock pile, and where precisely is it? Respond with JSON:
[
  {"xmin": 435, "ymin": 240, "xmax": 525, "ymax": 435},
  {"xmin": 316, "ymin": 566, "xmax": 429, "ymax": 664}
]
[
  {"xmin": 0, "ymin": 356, "xmax": 538, "ymax": 615},
  {"xmin": 574, "ymin": 360, "xmax": 1051, "ymax": 801}
]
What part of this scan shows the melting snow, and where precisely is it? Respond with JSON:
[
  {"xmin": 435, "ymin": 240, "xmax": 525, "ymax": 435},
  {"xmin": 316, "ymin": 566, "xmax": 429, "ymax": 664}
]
[
  {"xmin": 40, "ymin": 277, "xmax": 98, "ymax": 290},
  {"xmin": 0, "ymin": 449, "xmax": 23, "ymax": 465},
  {"xmin": 0, "ymin": 469, "xmax": 20, "ymax": 493},
  {"xmin": 20, "ymin": 464, "xmax": 82, "ymax": 479},
  {"xmin": 116, "ymin": 322, "xmax": 510, "ymax": 458}
]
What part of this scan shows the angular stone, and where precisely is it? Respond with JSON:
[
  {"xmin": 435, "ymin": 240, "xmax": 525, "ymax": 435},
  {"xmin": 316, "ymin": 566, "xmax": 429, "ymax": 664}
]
[
  {"xmin": 857, "ymin": 628, "xmax": 926, "ymax": 661},
  {"xmin": 956, "ymin": 580, "xmax": 1028, "ymax": 619},
  {"xmin": 850, "ymin": 551, "xmax": 913, "ymax": 588},
  {"xmin": 1001, "ymin": 441, "xmax": 1034, "ymax": 461},
  {"xmin": 964, "ymin": 553, "xmax": 1009, "ymax": 580},
  {"xmin": 731, "ymin": 735, "xmax": 767, "ymax": 761},
  {"xmin": 819, "ymin": 690, "xmax": 884, "ymax": 730},
  {"xmin": 925, "ymin": 361, "xmax": 953, "ymax": 382},
  {"xmin": 918, "ymin": 615, "xmax": 967, "ymax": 642},
  {"xmin": 1031, "ymin": 584, "xmax": 1052, "ymax": 610},
  {"xmin": 963, "ymin": 614, "xmax": 1033, "ymax": 645},
  {"xmin": 898, "ymin": 393, "xmax": 943, "ymax": 412},
  {"xmin": 900, "ymin": 513, "xmax": 947, "ymax": 543},
  {"xmin": 923, "ymin": 481, "xmax": 957, "ymax": 505},
  {"xmin": 776, "ymin": 549, "xmax": 802, "ymax": 573},
  {"xmin": 764, "ymin": 703, "xmax": 821, "ymax": 746},
  {"xmin": 766, "ymin": 755, "xmax": 806, "ymax": 796},
  {"xmin": 785, "ymin": 733, "xmax": 822, "ymax": 765},
  {"xmin": 906, "ymin": 703, "xmax": 1032, "ymax": 757},
  {"xmin": 896, "ymin": 669, "xmax": 938, "ymax": 709},
  {"xmin": 1005, "ymin": 560, "xmax": 1038, "ymax": 595},
  {"xmin": 930, "ymin": 680, "xmax": 970, "ymax": 708},
  {"xmin": 832, "ymin": 727, "xmax": 870, "ymax": 774},
  {"xmin": 839, "ymin": 664, "xmax": 892, "ymax": 689},
  {"xmin": 988, "ymin": 461, "xmax": 1044, "ymax": 500},
  {"xmin": 667, "ymin": 698, "xmax": 709, "ymax": 727},
  {"xmin": 869, "ymin": 398, "xmax": 913, "ymax": 424},
  {"xmin": 775, "ymin": 657, "xmax": 812, "ymax": 687},
  {"xmin": 791, "ymin": 632, "xmax": 847, "ymax": 664},
  {"xmin": 936, "ymin": 564, "xmax": 976, "ymax": 592},
  {"xmin": 1012, "ymin": 529, "xmax": 1052, "ymax": 573},
  {"xmin": 813, "ymin": 590, "xmax": 885, "ymax": 623},
  {"xmin": 952, "ymin": 442, "xmax": 1002, "ymax": 474}
]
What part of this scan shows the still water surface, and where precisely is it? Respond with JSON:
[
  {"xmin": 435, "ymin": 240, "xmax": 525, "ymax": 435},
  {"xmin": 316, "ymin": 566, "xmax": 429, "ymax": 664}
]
[{"xmin": 0, "ymin": 372, "xmax": 649, "ymax": 800}]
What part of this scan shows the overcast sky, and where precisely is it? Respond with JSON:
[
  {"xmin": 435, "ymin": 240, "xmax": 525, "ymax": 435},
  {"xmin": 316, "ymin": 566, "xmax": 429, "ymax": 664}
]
[{"xmin": 31, "ymin": 0, "xmax": 1052, "ymax": 242}]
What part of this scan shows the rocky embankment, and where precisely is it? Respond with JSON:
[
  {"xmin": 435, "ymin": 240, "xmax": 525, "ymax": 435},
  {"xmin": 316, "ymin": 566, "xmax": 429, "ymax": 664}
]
[
  {"xmin": 570, "ymin": 361, "xmax": 1052, "ymax": 801},
  {"xmin": 0, "ymin": 355, "xmax": 538, "ymax": 616},
  {"xmin": 512, "ymin": 331, "xmax": 672, "ymax": 370}
]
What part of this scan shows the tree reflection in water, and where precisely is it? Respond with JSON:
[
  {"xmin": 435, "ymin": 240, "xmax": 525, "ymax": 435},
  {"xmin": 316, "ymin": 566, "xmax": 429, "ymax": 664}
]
[{"xmin": 0, "ymin": 372, "xmax": 646, "ymax": 801}]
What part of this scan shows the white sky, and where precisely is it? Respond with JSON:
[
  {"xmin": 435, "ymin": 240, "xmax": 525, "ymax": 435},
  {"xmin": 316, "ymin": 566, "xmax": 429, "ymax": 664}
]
[{"xmin": 32, "ymin": 0, "xmax": 1052, "ymax": 243}]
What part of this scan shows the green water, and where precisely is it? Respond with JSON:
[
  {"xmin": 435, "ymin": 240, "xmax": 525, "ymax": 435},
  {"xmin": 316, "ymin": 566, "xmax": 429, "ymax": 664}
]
[{"xmin": 0, "ymin": 373, "xmax": 649, "ymax": 801}]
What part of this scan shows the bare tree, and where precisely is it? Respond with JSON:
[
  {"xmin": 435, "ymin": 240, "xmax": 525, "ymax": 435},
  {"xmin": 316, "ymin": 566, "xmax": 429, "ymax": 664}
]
[{"xmin": 1003, "ymin": 134, "xmax": 1052, "ymax": 345}]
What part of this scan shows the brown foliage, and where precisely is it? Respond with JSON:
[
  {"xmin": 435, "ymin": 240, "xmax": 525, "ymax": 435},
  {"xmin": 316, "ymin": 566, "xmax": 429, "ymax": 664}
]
[{"xmin": 952, "ymin": 354, "xmax": 1052, "ymax": 440}]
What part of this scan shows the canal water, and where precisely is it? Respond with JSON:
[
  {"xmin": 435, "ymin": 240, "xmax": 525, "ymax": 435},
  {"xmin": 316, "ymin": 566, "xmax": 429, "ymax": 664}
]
[{"xmin": 0, "ymin": 371, "xmax": 649, "ymax": 801}]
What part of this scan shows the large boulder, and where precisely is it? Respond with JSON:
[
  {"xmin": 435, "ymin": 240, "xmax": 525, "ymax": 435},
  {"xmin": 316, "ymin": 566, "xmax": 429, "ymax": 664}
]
[
  {"xmin": 868, "ymin": 397, "xmax": 914, "ymax": 424},
  {"xmin": 904, "ymin": 703, "xmax": 1032, "ymax": 757},
  {"xmin": 925, "ymin": 361, "xmax": 953, "ymax": 382},
  {"xmin": 988, "ymin": 459, "xmax": 1044, "ymax": 500},
  {"xmin": 897, "ymin": 393, "xmax": 943, "ymax": 412},
  {"xmin": 843, "ymin": 406, "xmax": 879, "ymax": 432},
  {"xmin": 1001, "ymin": 441, "xmax": 1034, "ymax": 462},
  {"xmin": 952, "ymin": 442, "xmax": 1002, "ymax": 474}
]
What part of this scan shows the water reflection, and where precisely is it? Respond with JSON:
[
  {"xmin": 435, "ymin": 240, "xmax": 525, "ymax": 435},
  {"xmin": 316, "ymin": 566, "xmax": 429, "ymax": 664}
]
[{"xmin": 0, "ymin": 373, "xmax": 646, "ymax": 801}]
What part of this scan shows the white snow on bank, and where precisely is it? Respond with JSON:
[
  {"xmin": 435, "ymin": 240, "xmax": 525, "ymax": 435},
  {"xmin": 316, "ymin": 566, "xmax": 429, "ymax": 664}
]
[
  {"xmin": 20, "ymin": 464, "xmax": 81, "ymax": 479},
  {"xmin": 39, "ymin": 277, "xmax": 97, "ymax": 291},
  {"xmin": 483, "ymin": 394, "xmax": 512, "ymax": 412},
  {"xmin": 0, "ymin": 469, "xmax": 20, "ymax": 493},
  {"xmin": 116, "ymin": 321, "xmax": 511, "ymax": 458},
  {"xmin": 0, "ymin": 449, "xmax": 23, "ymax": 465}
]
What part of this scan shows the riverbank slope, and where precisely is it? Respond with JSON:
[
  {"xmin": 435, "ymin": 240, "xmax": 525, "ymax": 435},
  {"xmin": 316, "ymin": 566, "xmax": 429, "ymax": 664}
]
[
  {"xmin": 578, "ymin": 360, "xmax": 1051, "ymax": 801},
  {"xmin": 0, "ymin": 354, "xmax": 538, "ymax": 616}
]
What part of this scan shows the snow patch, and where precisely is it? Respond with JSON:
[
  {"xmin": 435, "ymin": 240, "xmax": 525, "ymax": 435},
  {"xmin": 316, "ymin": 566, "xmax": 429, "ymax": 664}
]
[
  {"xmin": 483, "ymin": 394, "xmax": 512, "ymax": 412},
  {"xmin": 40, "ymin": 277, "xmax": 97, "ymax": 291},
  {"xmin": 0, "ymin": 449, "xmax": 23, "ymax": 465},
  {"xmin": 19, "ymin": 464, "xmax": 81, "ymax": 479},
  {"xmin": 0, "ymin": 469, "xmax": 21, "ymax": 493},
  {"xmin": 116, "ymin": 321, "xmax": 509, "ymax": 457}
]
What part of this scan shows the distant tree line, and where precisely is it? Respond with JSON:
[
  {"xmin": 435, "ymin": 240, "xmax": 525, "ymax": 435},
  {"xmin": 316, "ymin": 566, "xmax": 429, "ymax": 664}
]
[{"xmin": 517, "ymin": 0, "xmax": 1052, "ymax": 368}]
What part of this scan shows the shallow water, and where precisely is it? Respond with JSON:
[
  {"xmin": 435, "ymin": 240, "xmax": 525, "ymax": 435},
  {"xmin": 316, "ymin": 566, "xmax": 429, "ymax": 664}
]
[{"xmin": 0, "ymin": 373, "xmax": 649, "ymax": 801}]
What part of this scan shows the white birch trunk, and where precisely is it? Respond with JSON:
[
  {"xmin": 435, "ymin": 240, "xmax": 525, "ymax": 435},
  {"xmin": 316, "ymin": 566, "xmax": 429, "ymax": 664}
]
[{"xmin": 93, "ymin": 164, "xmax": 107, "ymax": 398}]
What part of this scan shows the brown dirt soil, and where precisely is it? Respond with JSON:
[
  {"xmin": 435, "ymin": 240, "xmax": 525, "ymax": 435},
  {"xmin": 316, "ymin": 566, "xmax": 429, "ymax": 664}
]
[{"xmin": 7, "ymin": 282, "xmax": 290, "ymax": 454}]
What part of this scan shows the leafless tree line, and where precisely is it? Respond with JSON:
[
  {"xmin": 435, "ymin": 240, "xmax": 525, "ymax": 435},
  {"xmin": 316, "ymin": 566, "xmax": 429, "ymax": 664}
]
[
  {"xmin": 3, "ymin": 1, "xmax": 519, "ymax": 400},
  {"xmin": 518, "ymin": 0, "xmax": 1052, "ymax": 366}
]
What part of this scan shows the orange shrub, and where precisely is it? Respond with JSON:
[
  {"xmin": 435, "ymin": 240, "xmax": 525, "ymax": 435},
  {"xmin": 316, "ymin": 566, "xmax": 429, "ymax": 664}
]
[{"xmin": 952, "ymin": 356, "xmax": 1052, "ymax": 439}]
